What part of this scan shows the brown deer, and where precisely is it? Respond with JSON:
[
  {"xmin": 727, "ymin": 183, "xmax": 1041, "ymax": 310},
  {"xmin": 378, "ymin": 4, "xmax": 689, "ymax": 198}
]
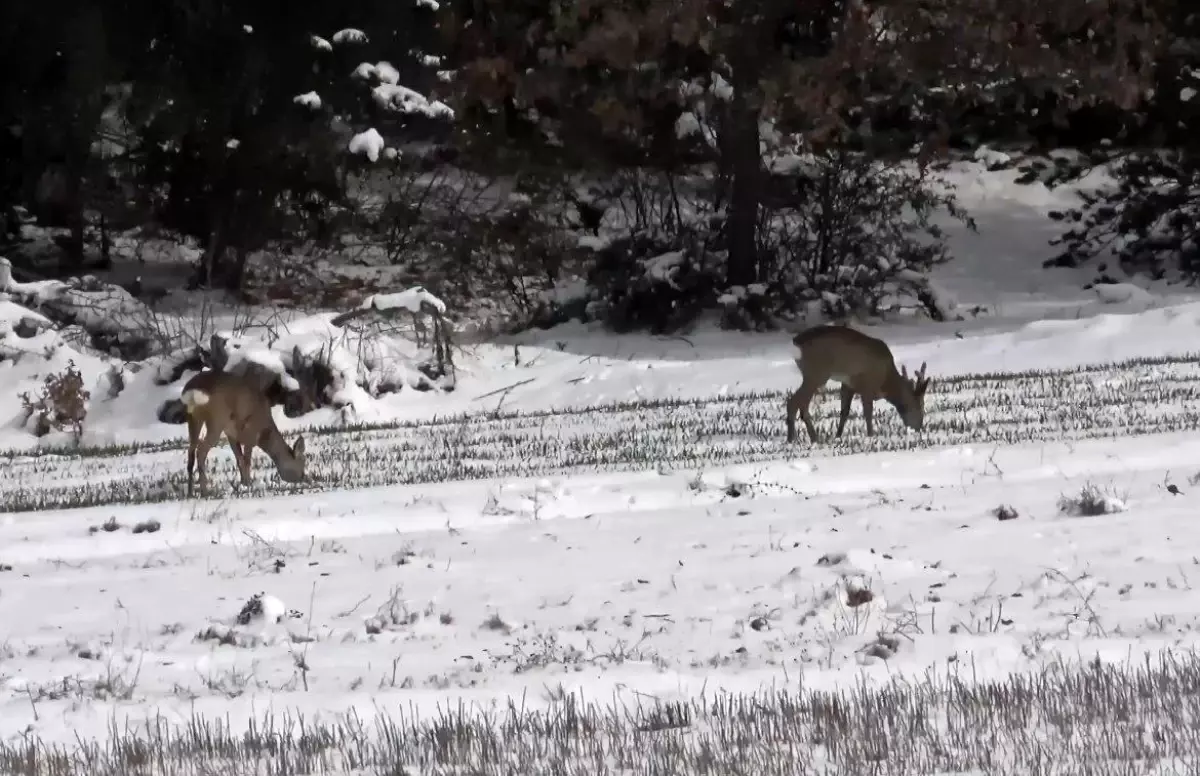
[
  {"xmin": 180, "ymin": 370, "xmax": 307, "ymax": 497},
  {"xmin": 785, "ymin": 325, "xmax": 931, "ymax": 444}
]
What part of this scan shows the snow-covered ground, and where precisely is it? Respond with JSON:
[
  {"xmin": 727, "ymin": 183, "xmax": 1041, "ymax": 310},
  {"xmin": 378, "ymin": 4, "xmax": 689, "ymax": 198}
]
[{"xmin": 4, "ymin": 162, "xmax": 1200, "ymax": 773}]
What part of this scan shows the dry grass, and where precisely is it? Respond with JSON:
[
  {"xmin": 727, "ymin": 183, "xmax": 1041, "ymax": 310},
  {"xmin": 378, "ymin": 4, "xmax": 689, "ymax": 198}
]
[
  {"xmin": 6, "ymin": 355, "xmax": 1200, "ymax": 513},
  {"xmin": 3, "ymin": 652, "xmax": 1200, "ymax": 775}
]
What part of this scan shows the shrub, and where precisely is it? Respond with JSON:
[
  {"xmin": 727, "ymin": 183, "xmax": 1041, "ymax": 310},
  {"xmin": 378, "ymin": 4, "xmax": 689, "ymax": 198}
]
[
  {"xmin": 20, "ymin": 360, "xmax": 90, "ymax": 440},
  {"xmin": 1057, "ymin": 483, "xmax": 1127, "ymax": 517},
  {"xmin": 757, "ymin": 145, "xmax": 973, "ymax": 322},
  {"xmin": 1047, "ymin": 150, "xmax": 1200, "ymax": 281}
]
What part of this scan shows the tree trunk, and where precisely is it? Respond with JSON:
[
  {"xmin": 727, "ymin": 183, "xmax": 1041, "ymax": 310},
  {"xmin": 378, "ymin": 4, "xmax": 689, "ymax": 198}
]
[
  {"xmin": 59, "ymin": 165, "xmax": 85, "ymax": 272},
  {"xmin": 224, "ymin": 245, "xmax": 249, "ymax": 292},
  {"xmin": 58, "ymin": 4, "xmax": 110, "ymax": 273},
  {"xmin": 725, "ymin": 101, "xmax": 761, "ymax": 288},
  {"xmin": 194, "ymin": 205, "xmax": 230, "ymax": 290}
]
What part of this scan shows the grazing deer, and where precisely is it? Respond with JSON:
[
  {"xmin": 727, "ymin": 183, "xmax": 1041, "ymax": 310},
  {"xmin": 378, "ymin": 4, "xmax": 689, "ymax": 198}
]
[
  {"xmin": 180, "ymin": 370, "xmax": 307, "ymax": 497},
  {"xmin": 785, "ymin": 325, "xmax": 931, "ymax": 444}
]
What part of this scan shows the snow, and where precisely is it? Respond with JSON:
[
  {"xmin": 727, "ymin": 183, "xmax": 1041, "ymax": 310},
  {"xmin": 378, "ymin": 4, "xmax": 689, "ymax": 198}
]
[
  {"xmin": 6, "ymin": 162, "xmax": 1200, "ymax": 766},
  {"xmin": 293, "ymin": 91, "xmax": 322, "ymax": 110},
  {"xmin": 373, "ymin": 61, "xmax": 400, "ymax": 86},
  {"xmin": 370, "ymin": 83, "xmax": 455, "ymax": 119},
  {"xmin": 973, "ymin": 144, "xmax": 1012, "ymax": 168},
  {"xmin": 360, "ymin": 286, "xmax": 446, "ymax": 314},
  {"xmin": 6, "ymin": 429, "xmax": 1200, "ymax": 748},
  {"xmin": 642, "ymin": 250, "xmax": 685, "ymax": 288},
  {"xmin": 348, "ymin": 128, "xmax": 386, "ymax": 162},
  {"xmin": 675, "ymin": 111, "xmax": 704, "ymax": 140},
  {"xmin": 331, "ymin": 28, "xmax": 368, "ymax": 45},
  {"xmin": 1092, "ymin": 280, "xmax": 1154, "ymax": 306},
  {"xmin": 310, "ymin": 34, "xmax": 333, "ymax": 51},
  {"xmin": 219, "ymin": 333, "xmax": 302, "ymax": 392}
]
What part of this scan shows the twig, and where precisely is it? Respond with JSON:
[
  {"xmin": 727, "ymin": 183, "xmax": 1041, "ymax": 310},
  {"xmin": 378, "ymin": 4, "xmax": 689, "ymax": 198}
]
[{"xmin": 473, "ymin": 377, "xmax": 536, "ymax": 401}]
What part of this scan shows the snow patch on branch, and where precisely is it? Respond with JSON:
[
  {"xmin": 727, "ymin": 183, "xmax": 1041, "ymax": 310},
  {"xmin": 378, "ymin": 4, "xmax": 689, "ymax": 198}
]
[
  {"xmin": 349, "ymin": 129, "xmax": 387, "ymax": 162},
  {"xmin": 293, "ymin": 92, "xmax": 322, "ymax": 110},
  {"xmin": 370, "ymin": 84, "xmax": 455, "ymax": 120},
  {"xmin": 332, "ymin": 28, "xmax": 368, "ymax": 45},
  {"xmin": 360, "ymin": 286, "xmax": 447, "ymax": 314}
]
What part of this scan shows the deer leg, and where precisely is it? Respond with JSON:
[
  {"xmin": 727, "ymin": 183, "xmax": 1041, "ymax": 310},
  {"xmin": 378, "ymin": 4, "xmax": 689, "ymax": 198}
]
[
  {"xmin": 236, "ymin": 443, "xmax": 254, "ymax": 487},
  {"xmin": 835, "ymin": 386, "xmax": 855, "ymax": 438},
  {"xmin": 786, "ymin": 385, "xmax": 815, "ymax": 443},
  {"xmin": 194, "ymin": 425, "xmax": 223, "ymax": 497},
  {"xmin": 229, "ymin": 442, "xmax": 252, "ymax": 489},
  {"xmin": 861, "ymin": 396, "xmax": 875, "ymax": 437},
  {"xmin": 186, "ymin": 416, "xmax": 202, "ymax": 497},
  {"xmin": 786, "ymin": 380, "xmax": 822, "ymax": 444}
]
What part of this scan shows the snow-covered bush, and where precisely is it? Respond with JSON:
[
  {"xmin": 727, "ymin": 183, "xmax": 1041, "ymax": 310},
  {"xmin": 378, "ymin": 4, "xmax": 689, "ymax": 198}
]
[
  {"xmin": 1047, "ymin": 150, "xmax": 1200, "ymax": 281},
  {"xmin": 510, "ymin": 148, "xmax": 971, "ymax": 334},
  {"xmin": 1057, "ymin": 483, "xmax": 1127, "ymax": 517},
  {"xmin": 587, "ymin": 237, "xmax": 725, "ymax": 334},
  {"xmin": 147, "ymin": 285, "xmax": 457, "ymax": 428},
  {"xmin": 1021, "ymin": 22, "xmax": 1200, "ymax": 283},
  {"xmin": 509, "ymin": 169, "xmax": 733, "ymax": 334},
  {"xmin": 0, "ymin": 257, "xmax": 159, "ymax": 359},
  {"xmin": 757, "ymin": 145, "xmax": 973, "ymax": 322}
]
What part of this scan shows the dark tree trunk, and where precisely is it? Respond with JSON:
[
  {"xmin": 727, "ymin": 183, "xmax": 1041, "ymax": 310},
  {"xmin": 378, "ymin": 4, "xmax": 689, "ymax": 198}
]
[
  {"xmin": 725, "ymin": 99, "xmax": 762, "ymax": 288},
  {"xmin": 194, "ymin": 204, "xmax": 231, "ymax": 290},
  {"xmin": 59, "ymin": 166, "xmax": 85, "ymax": 272}
]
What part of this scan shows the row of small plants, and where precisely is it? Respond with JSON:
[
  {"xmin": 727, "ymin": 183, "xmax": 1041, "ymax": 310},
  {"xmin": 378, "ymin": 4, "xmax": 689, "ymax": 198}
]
[
  {"xmin": 2, "ymin": 357, "xmax": 1200, "ymax": 512},
  {"xmin": 4, "ymin": 352, "xmax": 1199, "ymax": 462}
]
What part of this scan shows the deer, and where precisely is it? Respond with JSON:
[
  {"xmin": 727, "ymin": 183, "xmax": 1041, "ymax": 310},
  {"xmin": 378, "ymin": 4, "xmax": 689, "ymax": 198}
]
[
  {"xmin": 179, "ymin": 370, "xmax": 307, "ymax": 497},
  {"xmin": 785, "ymin": 324, "xmax": 931, "ymax": 444}
]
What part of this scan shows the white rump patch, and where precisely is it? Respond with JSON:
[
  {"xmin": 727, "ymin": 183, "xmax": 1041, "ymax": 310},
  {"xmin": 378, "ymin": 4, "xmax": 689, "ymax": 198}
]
[{"xmin": 181, "ymin": 389, "xmax": 210, "ymax": 408}]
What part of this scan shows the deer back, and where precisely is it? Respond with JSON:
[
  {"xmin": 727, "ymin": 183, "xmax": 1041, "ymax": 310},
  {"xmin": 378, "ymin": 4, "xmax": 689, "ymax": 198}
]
[
  {"xmin": 183, "ymin": 371, "xmax": 275, "ymax": 440},
  {"xmin": 792, "ymin": 325, "xmax": 898, "ymax": 396}
]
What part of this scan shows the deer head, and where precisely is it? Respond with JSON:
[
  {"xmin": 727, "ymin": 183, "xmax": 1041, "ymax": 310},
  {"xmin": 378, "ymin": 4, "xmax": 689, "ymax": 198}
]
[
  {"xmin": 266, "ymin": 434, "xmax": 307, "ymax": 483},
  {"xmin": 896, "ymin": 362, "xmax": 931, "ymax": 430},
  {"xmin": 286, "ymin": 435, "xmax": 307, "ymax": 481}
]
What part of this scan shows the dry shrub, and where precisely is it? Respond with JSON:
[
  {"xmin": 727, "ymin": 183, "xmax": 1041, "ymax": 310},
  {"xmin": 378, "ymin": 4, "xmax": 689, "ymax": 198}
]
[{"xmin": 20, "ymin": 359, "xmax": 90, "ymax": 440}]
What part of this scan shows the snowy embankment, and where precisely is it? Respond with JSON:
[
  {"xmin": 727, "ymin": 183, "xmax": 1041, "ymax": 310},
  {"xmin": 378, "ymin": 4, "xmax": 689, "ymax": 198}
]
[{"xmin": 5, "ymin": 280, "xmax": 1200, "ymax": 453}]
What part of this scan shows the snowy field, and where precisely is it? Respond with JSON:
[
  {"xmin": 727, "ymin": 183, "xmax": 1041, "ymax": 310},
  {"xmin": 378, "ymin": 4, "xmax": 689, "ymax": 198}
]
[{"xmin": 4, "ymin": 164, "xmax": 1200, "ymax": 774}]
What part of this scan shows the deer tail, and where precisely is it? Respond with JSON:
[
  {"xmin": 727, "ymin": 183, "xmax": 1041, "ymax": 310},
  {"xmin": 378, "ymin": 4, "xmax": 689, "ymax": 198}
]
[{"xmin": 180, "ymin": 389, "xmax": 210, "ymax": 411}]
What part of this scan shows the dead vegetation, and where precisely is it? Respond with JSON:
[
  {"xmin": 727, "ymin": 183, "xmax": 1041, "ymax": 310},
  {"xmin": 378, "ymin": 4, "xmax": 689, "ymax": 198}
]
[
  {"xmin": 3, "ymin": 652, "xmax": 1200, "ymax": 775},
  {"xmin": 20, "ymin": 360, "xmax": 89, "ymax": 439}
]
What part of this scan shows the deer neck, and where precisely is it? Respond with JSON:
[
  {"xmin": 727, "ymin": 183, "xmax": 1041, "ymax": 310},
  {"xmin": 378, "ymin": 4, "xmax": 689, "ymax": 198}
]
[
  {"xmin": 881, "ymin": 369, "xmax": 913, "ymax": 413},
  {"xmin": 260, "ymin": 427, "xmax": 300, "ymax": 475}
]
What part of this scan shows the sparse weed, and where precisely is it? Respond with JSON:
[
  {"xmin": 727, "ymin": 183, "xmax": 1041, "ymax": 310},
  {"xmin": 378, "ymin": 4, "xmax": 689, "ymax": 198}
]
[
  {"xmin": 479, "ymin": 613, "xmax": 512, "ymax": 634},
  {"xmin": 1058, "ymin": 483, "xmax": 1127, "ymax": 517},
  {"xmin": 19, "ymin": 360, "xmax": 89, "ymax": 441},
  {"xmin": 993, "ymin": 503, "xmax": 1019, "ymax": 521}
]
